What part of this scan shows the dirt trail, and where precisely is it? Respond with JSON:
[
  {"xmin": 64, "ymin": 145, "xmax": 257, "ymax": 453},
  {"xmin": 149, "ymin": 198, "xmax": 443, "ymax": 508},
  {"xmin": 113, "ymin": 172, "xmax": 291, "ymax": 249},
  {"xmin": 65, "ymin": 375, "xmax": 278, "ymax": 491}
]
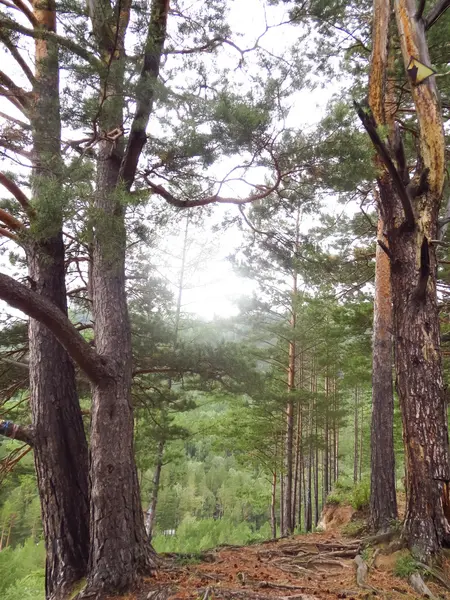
[{"xmin": 134, "ymin": 528, "xmax": 450, "ymax": 600}]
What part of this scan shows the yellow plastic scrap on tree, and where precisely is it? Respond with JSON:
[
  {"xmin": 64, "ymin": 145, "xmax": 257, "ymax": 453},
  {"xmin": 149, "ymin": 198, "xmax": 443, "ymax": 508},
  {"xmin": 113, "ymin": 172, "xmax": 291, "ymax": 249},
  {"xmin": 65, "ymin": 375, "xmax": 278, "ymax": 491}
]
[{"xmin": 407, "ymin": 56, "xmax": 436, "ymax": 85}]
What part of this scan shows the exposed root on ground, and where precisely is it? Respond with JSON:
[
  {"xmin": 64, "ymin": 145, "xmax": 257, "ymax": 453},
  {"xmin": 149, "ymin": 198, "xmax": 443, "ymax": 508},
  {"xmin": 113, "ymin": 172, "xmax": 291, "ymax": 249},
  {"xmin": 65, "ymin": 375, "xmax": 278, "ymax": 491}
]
[{"xmin": 103, "ymin": 526, "xmax": 450, "ymax": 600}]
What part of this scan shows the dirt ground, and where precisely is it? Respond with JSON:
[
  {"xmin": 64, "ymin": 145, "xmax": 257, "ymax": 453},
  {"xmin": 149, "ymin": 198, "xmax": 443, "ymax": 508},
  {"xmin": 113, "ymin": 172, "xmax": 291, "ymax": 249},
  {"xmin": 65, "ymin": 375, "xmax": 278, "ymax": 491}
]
[{"xmin": 107, "ymin": 505, "xmax": 450, "ymax": 600}]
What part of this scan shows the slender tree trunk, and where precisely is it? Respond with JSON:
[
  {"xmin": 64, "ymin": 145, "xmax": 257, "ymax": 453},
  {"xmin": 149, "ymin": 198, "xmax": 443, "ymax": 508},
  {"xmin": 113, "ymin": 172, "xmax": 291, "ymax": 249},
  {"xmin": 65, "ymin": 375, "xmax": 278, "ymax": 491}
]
[
  {"xmin": 145, "ymin": 440, "xmax": 165, "ymax": 540},
  {"xmin": 359, "ymin": 400, "xmax": 364, "ymax": 482},
  {"xmin": 324, "ymin": 376, "xmax": 329, "ymax": 499},
  {"xmin": 298, "ymin": 453, "xmax": 303, "ymax": 531},
  {"xmin": 368, "ymin": 0, "xmax": 398, "ymax": 532},
  {"xmin": 279, "ymin": 469, "xmax": 285, "ymax": 536},
  {"xmin": 293, "ymin": 397, "xmax": 302, "ymax": 529},
  {"xmin": 28, "ymin": 2, "xmax": 90, "ymax": 597},
  {"xmin": 271, "ymin": 470, "xmax": 277, "ymax": 538},
  {"xmin": 334, "ymin": 378, "xmax": 339, "ymax": 483},
  {"xmin": 353, "ymin": 386, "xmax": 359, "ymax": 484},
  {"xmin": 314, "ymin": 403, "xmax": 319, "ymax": 527},
  {"xmin": 144, "ymin": 213, "xmax": 188, "ymax": 541},
  {"xmin": 283, "ymin": 274, "xmax": 297, "ymax": 535}
]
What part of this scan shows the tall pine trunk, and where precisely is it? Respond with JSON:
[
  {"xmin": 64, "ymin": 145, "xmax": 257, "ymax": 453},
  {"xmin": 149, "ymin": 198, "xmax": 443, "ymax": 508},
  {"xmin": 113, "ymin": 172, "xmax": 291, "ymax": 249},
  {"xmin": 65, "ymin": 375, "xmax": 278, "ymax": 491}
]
[
  {"xmin": 353, "ymin": 386, "xmax": 359, "ymax": 484},
  {"xmin": 368, "ymin": 0, "xmax": 398, "ymax": 532},
  {"xmin": 271, "ymin": 470, "xmax": 277, "ymax": 538},
  {"xmin": 30, "ymin": 1, "xmax": 89, "ymax": 596}
]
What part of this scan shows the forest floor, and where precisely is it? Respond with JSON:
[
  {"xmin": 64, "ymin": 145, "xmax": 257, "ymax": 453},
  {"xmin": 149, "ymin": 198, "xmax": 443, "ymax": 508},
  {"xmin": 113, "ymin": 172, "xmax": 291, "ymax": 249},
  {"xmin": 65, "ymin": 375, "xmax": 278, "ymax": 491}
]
[{"xmin": 110, "ymin": 507, "xmax": 450, "ymax": 600}]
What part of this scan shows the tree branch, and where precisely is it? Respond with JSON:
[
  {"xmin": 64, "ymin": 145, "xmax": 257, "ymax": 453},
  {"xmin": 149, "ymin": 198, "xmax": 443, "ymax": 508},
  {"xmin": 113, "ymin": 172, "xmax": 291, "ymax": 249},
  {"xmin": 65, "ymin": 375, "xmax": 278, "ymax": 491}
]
[
  {"xmin": 144, "ymin": 166, "xmax": 283, "ymax": 209},
  {"xmin": 0, "ymin": 85, "xmax": 28, "ymax": 115},
  {"xmin": 0, "ymin": 227, "xmax": 18, "ymax": 242},
  {"xmin": 0, "ymin": 17, "xmax": 102, "ymax": 69},
  {"xmin": 0, "ymin": 357, "xmax": 28, "ymax": 370},
  {"xmin": 425, "ymin": 0, "xmax": 450, "ymax": 28},
  {"xmin": 416, "ymin": 0, "xmax": 426, "ymax": 19},
  {"xmin": 0, "ymin": 31, "xmax": 36, "ymax": 85},
  {"xmin": 0, "ymin": 111, "xmax": 30, "ymax": 129},
  {"xmin": 0, "ymin": 70, "xmax": 31, "ymax": 111},
  {"xmin": 0, "ymin": 139, "xmax": 33, "ymax": 159},
  {"xmin": 0, "ymin": 172, "xmax": 34, "ymax": 216},
  {"xmin": 0, "ymin": 419, "xmax": 33, "ymax": 445},
  {"xmin": 10, "ymin": 0, "xmax": 38, "ymax": 26},
  {"xmin": 354, "ymin": 100, "xmax": 415, "ymax": 228},
  {"xmin": 0, "ymin": 272, "xmax": 113, "ymax": 384},
  {"xmin": 0, "ymin": 208, "xmax": 25, "ymax": 230},
  {"xmin": 121, "ymin": 0, "xmax": 169, "ymax": 188}
]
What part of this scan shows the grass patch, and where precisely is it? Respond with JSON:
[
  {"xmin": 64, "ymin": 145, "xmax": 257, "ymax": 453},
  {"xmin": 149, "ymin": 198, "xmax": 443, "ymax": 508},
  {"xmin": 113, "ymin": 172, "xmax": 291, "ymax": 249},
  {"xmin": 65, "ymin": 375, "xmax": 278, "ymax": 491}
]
[{"xmin": 394, "ymin": 553, "xmax": 419, "ymax": 578}]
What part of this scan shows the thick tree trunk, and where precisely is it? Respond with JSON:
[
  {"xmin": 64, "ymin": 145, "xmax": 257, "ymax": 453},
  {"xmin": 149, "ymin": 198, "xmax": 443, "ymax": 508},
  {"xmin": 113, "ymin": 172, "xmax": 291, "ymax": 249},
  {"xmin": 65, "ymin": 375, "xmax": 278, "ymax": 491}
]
[
  {"xmin": 28, "ymin": 240, "xmax": 90, "ymax": 600},
  {"xmin": 28, "ymin": 2, "xmax": 90, "ymax": 597},
  {"xmin": 145, "ymin": 440, "xmax": 165, "ymax": 540},
  {"xmin": 390, "ymin": 0, "xmax": 450, "ymax": 560},
  {"xmin": 86, "ymin": 138, "xmax": 156, "ymax": 593},
  {"xmin": 389, "ymin": 222, "xmax": 450, "ymax": 558}
]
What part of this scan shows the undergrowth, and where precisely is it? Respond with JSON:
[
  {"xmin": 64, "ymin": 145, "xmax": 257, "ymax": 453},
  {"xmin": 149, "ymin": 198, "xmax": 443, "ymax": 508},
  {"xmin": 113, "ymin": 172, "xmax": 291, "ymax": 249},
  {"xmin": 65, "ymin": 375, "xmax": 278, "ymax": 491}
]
[
  {"xmin": 393, "ymin": 553, "xmax": 420, "ymax": 578},
  {"xmin": 326, "ymin": 479, "xmax": 370, "ymax": 511}
]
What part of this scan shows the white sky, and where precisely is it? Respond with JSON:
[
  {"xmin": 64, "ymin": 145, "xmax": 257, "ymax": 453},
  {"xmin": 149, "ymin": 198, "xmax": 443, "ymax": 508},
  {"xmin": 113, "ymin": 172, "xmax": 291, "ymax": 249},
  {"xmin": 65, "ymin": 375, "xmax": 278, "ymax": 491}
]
[
  {"xmin": 155, "ymin": 0, "xmax": 336, "ymax": 320},
  {"xmin": 0, "ymin": 0, "xmax": 338, "ymax": 322}
]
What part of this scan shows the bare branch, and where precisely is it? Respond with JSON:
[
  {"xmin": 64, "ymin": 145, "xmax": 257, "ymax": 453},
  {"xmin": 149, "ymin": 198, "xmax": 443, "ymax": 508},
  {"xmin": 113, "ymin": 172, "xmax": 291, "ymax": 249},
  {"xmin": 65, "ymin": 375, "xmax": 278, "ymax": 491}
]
[
  {"xmin": 11, "ymin": 0, "xmax": 38, "ymax": 26},
  {"xmin": 0, "ymin": 272, "xmax": 113, "ymax": 384},
  {"xmin": 0, "ymin": 172, "xmax": 34, "ymax": 216},
  {"xmin": 0, "ymin": 31, "xmax": 36, "ymax": 85},
  {"xmin": 425, "ymin": 0, "xmax": 450, "ymax": 28},
  {"xmin": 0, "ymin": 227, "xmax": 18, "ymax": 242},
  {"xmin": 0, "ymin": 208, "xmax": 25, "ymax": 230},
  {"xmin": 0, "ymin": 419, "xmax": 33, "ymax": 445},
  {"xmin": 0, "ymin": 138, "xmax": 33, "ymax": 159},
  {"xmin": 0, "ymin": 85, "xmax": 28, "ymax": 115},
  {"xmin": 0, "ymin": 70, "xmax": 31, "ymax": 111},
  {"xmin": 0, "ymin": 111, "xmax": 31, "ymax": 129}
]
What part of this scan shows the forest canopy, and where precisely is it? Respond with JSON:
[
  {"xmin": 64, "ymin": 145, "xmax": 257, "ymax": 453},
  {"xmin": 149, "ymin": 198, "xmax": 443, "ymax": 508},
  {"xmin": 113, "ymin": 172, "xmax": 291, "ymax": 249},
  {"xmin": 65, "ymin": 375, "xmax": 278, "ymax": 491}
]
[{"xmin": 0, "ymin": 0, "xmax": 450, "ymax": 599}]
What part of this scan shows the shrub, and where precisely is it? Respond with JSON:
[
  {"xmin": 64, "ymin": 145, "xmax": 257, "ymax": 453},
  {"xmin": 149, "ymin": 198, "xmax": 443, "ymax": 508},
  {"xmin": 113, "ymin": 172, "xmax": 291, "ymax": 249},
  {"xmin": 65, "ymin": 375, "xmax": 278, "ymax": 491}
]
[
  {"xmin": 350, "ymin": 480, "xmax": 370, "ymax": 511},
  {"xmin": 394, "ymin": 553, "xmax": 419, "ymax": 578}
]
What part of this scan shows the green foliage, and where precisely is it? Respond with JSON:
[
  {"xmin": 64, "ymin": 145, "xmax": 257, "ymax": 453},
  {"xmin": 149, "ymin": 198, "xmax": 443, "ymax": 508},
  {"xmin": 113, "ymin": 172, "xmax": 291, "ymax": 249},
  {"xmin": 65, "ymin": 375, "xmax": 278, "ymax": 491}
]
[
  {"xmin": 350, "ymin": 479, "xmax": 370, "ymax": 511},
  {"xmin": 0, "ymin": 539, "xmax": 45, "ymax": 599},
  {"xmin": 325, "ymin": 479, "xmax": 370, "ymax": 511},
  {"xmin": 393, "ymin": 553, "xmax": 419, "ymax": 579},
  {"xmin": 153, "ymin": 516, "xmax": 271, "ymax": 553}
]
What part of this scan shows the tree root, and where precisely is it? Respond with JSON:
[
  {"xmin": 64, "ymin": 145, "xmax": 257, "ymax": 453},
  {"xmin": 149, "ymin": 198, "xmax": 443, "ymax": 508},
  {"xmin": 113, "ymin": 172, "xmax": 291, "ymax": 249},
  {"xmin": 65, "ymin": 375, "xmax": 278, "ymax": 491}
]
[
  {"xmin": 354, "ymin": 554, "xmax": 378, "ymax": 593},
  {"xmin": 408, "ymin": 573, "xmax": 437, "ymax": 599},
  {"xmin": 416, "ymin": 562, "xmax": 450, "ymax": 591},
  {"xmin": 197, "ymin": 587, "xmax": 319, "ymax": 600}
]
